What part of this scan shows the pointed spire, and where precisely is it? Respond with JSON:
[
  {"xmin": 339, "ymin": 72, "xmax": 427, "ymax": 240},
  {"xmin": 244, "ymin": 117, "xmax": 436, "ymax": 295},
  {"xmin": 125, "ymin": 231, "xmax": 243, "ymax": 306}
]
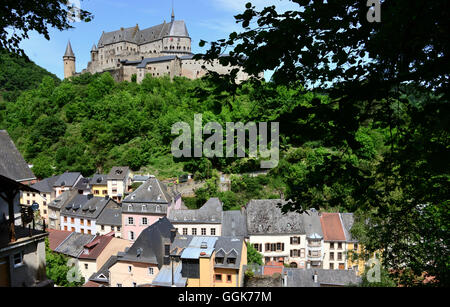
[
  {"xmin": 171, "ymin": 1, "xmax": 175, "ymax": 22},
  {"xmin": 64, "ymin": 41, "xmax": 75, "ymax": 58},
  {"xmin": 91, "ymin": 43, "xmax": 97, "ymax": 52}
]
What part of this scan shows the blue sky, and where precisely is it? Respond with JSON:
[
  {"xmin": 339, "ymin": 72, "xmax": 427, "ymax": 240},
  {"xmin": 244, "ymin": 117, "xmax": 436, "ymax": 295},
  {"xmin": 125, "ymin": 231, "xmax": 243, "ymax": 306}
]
[{"xmin": 19, "ymin": 0, "xmax": 298, "ymax": 80}]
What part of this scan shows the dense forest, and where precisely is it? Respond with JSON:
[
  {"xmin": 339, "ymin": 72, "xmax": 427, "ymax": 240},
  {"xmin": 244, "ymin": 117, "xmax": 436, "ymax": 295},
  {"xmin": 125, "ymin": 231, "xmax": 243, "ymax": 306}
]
[{"xmin": 0, "ymin": 51, "xmax": 60, "ymax": 102}]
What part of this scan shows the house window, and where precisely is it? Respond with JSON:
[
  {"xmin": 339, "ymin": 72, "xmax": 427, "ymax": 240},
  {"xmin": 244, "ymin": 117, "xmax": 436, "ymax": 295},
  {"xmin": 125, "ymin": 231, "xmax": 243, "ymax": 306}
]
[
  {"xmin": 84, "ymin": 264, "xmax": 88, "ymax": 269},
  {"xmin": 227, "ymin": 258, "xmax": 236, "ymax": 264},
  {"xmin": 13, "ymin": 252, "xmax": 23, "ymax": 268},
  {"xmin": 117, "ymin": 284, "xmax": 122, "ymax": 287},
  {"xmin": 215, "ymin": 274, "xmax": 222, "ymax": 282},
  {"xmin": 291, "ymin": 236, "xmax": 300, "ymax": 244},
  {"xmin": 111, "ymin": 226, "xmax": 115, "ymax": 231},
  {"xmin": 354, "ymin": 243, "xmax": 359, "ymax": 251},
  {"xmin": 129, "ymin": 231, "xmax": 135, "ymax": 240},
  {"xmin": 210, "ymin": 228, "xmax": 216, "ymax": 236},
  {"xmin": 330, "ymin": 263, "xmax": 334, "ymax": 270},
  {"xmin": 227, "ymin": 275, "xmax": 232, "ymax": 283},
  {"xmin": 87, "ymin": 220, "xmax": 91, "ymax": 226},
  {"xmin": 80, "ymin": 219, "xmax": 84, "ymax": 225},
  {"xmin": 117, "ymin": 227, "xmax": 121, "ymax": 231},
  {"xmin": 64, "ymin": 216, "xmax": 67, "ymax": 222},
  {"xmin": 215, "ymin": 257, "xmax": 224, "ymax": 264},
  {"xmin": 337, "ymin": 252, "xmax": 342, "ymax": 261},
  {"xmin": 338, "ymin": 243, "xmax": 342, "ymax": 249},
  {"xmin": 191, "ymin": 228, "xmax": 197, "ymax": 235},
  {"xmin": 128, "ymin": 266, "xmax": 132, "ymax": 272},
  {"xmin": 183, "ymin": 228, "xmax": 188, "ymax": 235},
  {"xmin": 133, "ymin": 282, "xmax": 137, "ymax": 287},
  {"xmin": 142, "ymin": 217, "xmax": 148, "ymax": 225},
  {"xmin": 330, "ymin": 252, "xmax": 335, "ymax": 260},
  {"xmin": 101, "ymin": 225, "xmax": 105, "ymax": 231},
  {"xmin": 71, "ymin": 218, "xmax": 74, "ymax": 223},
  {"xmin": 330, "ymin": 243, "xmax": 334, "ymax": 249},
  {"xmin": 201, "ymin": 228, "xmax": 206, "ymax": 236},
  {"xmin": 71, "ymin": 227, "xmax": 75, "ymax": 232},
  {"xmin": 128, "ymin": 217, "xmax": 134, "ymax": 225},
  {"xmin": 87, "ymin": 230, "xmax": 91, "ymax": 235},
  {"xmin": 148, "ymin": 267, "xmax": 154, "ymax": 275}
]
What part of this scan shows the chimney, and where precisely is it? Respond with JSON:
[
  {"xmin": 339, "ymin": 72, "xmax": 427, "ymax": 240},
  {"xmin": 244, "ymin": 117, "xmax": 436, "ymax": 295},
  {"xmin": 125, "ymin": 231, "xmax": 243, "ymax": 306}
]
[
  {"xmin": 170, "ymin": 228, "xmax": 177, "ymax": 243},
  {"xmin": 313, "ymin": 271, "xmax": 318, "ymax": 283}
]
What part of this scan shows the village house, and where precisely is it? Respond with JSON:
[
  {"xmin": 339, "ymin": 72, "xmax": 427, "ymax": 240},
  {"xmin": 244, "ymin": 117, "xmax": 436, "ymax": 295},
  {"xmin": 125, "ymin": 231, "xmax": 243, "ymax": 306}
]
[
  {"xmin": 90, "ymin": 174, "xmax": 108, "ymax": 197},
  {"xmin": 53, "ymin": 172, "xmax": 83, "ymax": 198},
  {"xmin": 168, "ymin": 197, "xmax": 248, "ymax": 238},
  {"xmin": 107, "ymin": 167, "xmax": 133, "ymax": 202},
  {"xmin": 59, "ymin": 194, "xmax": 110, "ymax": 234},
  {"xmin": 321, "ymin": 212, "xmax": 350, "ymax": 271},
  {"xmin": 21, "ymin": 175, "xmax": 59, "ymax": 223},
  {"xmin": 74, "ymin": 177, "xmax": 92, "ymax": 195},
  {"xmin": 109, "ymin": 217, "xmax": 176, "ymax": 287},
  {"xmin": 47, "ymin": 190, "xmax": 78, "ymax": 230},
  {"xmin": 96, "ymin": 198, "xmax": 123, "ymax": 237},
  {"xmin": 121, "ymin": 176, "xmax": 181, "ymax": 241}
]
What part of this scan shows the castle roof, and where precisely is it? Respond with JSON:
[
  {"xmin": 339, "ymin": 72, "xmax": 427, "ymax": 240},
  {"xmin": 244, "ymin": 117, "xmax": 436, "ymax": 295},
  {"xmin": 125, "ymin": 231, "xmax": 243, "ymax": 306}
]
[
  {"xmin": 97, "ymin": 19, "xmax": 189, "ymax": 48},
  {"xmin": 64, "ymin": 41, "xmax": 75, "ymax": 57}
]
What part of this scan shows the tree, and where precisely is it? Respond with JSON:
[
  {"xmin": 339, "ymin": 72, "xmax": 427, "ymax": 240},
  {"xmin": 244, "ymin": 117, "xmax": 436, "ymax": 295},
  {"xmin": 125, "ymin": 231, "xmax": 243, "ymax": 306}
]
[
  {"xmin": 247, "ymin": 242, "xmax": 263, "ymax": 265},
  {"xmin": 45, "ymin": 238, "xmax": 84, "ymax": 287},
  {"xmin": 32, "ymin": 155, "xmax": 54, "ymax": 179},
  {"xmin": 200, "ymin": 1, "xmax": 449, "ymax": 286},
  {"xmin": 0, "ymin": 0, "xmax": 93, "ymax": 55}
]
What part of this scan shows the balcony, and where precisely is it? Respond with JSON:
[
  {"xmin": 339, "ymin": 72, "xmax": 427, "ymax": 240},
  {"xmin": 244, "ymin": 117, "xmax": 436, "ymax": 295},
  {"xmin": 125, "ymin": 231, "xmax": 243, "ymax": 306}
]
[{"xmin": 307, "ymin": 252, "xmax": 322, "ymax": 260}]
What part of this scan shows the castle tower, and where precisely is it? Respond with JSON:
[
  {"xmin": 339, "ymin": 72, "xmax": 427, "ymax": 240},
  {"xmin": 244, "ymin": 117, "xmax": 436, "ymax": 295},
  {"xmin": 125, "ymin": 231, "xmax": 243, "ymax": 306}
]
[{"xmin": 63, "ymin": 41, "xmax": 76, "ymax": 79}]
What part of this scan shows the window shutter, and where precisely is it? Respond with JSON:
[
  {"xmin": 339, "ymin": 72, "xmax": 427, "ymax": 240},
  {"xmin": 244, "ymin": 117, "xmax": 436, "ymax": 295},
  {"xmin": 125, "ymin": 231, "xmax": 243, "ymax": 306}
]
[
  {"xmin": 290, "ymin": 237, "xmax": 293, "ymax": 244},
  {"xmin": 282, "ymin": 243, "xmax": 285, "ymax": 251}
]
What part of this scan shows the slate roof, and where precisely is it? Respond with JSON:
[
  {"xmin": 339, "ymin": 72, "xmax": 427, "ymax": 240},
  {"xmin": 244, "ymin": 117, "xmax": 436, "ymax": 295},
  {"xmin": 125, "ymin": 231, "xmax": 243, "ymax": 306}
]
[
  {"xmin": 168, "ymin": 198, "xmax": 223, "ymax": 224},
  {"xmin": 222, "ymin": 210, "xmax": 248, "ymax": 237},
  {"xmin": 59, "ymin": 194, "xmax": 110, "ymax": 219},
  {"xmin": 122, "ymin": 177, "xmax": 178, "ymax": 214},
  {"xmin": 214, "ymin": 236, "xmax": 244, "ymax": 270},
  {"xmin": 53, "ymin": 172, "xmax": 81, "ymax": 187},
  {"xmin": 96, "ymin": 199, "xmax": 122, "ymax": 226},
  {"xmin": 320, "ymin": 212, "xmax": 346, "ymax": 242},
  {"xmin": 136, "ymin": 55, "xmax": 177, "ymax": 68},
  {"xmin": 151, "ymin": 262, "xmax": 187, "ymax": 287},
  {"xmin": 90, "ymin": 174, "xmax": 108, "ymax": 186},
  {"xmin": 340, "ymin": 213, "xmax": 357, "ymax": 242},
  {"xmin": 0, "ymin": 130, "xmax": 35, "ymax": 182},
  {"xmin": 78, "ymin": 235, "xmax": 114, "ymax": 260},
  {"xmin": 64, "ymin": 41, "xmax": 75, "ymax": 57},
  {"xmin": 303, "ymin": 209, "xmax": 323, "ymax": 238},
  {"xmin": 107, "ymin": 166, "xmax": 129, "ymax": 180},
  {"xmin": 74, "ymin": 177, "xmax": 91, "ymax": 192},
  {"xmin": 181, "ymin": 236, "xmax": 217, "ymax": 259},
  {"xmin": 47, "ymin": 189, "xmax": 78, "ymax": 209},
  {"xmin": 97, "ymin": 20, "xmax": 189, "ymax": 48},
  {"xmin": 31, "ymin": 175, "xmax": 60, "ymax": 193},
  {"xmin": 117, "ymin": 217, "xmax": 174, "ymax": 268},
  {"xmin": 54, "ymin": 232, "xmax": 96, "ymax": 257},
  {"xmin": 246, "ymin": 199, "xmax": 306, "ymax": 235},
  {"xmin": 133, "ymin": 175, "xmax": 150, "ymax": 182},
  {"xmin": 283, "ymin": 268, "xmax": 361, "ymax": 287}
]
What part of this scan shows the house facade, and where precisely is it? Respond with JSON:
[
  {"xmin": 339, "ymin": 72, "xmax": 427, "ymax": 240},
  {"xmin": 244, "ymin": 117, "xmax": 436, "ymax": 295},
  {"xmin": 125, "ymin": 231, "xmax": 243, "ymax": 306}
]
[
  {"xmin": 90, "ymin": 174, "xmax": 108, "ymax": 197},
  {"xmin": 107, "ymin": 167, "xmax": 132, "ymax": 202},
  {"xmin": 59, "ymin": 194, "xmax": 110, "ymax": 234},
  {"xmin": 121, "ymin": 176, "xmax": 181, "ymax": 241}
]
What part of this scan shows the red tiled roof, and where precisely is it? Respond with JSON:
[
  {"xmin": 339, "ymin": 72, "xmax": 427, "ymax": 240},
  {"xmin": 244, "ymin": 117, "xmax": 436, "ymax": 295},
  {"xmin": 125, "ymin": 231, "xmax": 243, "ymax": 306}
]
[
  {"xmin": 78, "ymin": 235, "xmax": 114, "ymax": 260},
  {"xmin": 83, "ymin": 281, "xmax": 103, "ymax": 287},
  {"xmin": 320, "ymin": 212, "xmax": 346, "ymax": 241},
  {"xmin": 47, "ymin": 229, "xmax": 72, "ymax": 251}
]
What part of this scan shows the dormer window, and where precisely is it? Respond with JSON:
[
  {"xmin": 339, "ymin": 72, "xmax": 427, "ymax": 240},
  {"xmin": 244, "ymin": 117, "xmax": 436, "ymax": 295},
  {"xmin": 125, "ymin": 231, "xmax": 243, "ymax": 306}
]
[
  {"xmin": 227, "ymin": 258, "xmax": 236, "ymax": 265},
  {"xmin": 128, "ymin": 205, "xmax": 132, "ymax": 211},
  {"xmin": 215, "ymin": 257, "xmax": 224, "ymax": 264},
  {"xmin": 156, "ymin": 205, "xmax": 161, "ymax": 213},
  {"xmin": 141, "ymin": 205, "xmax": 146, "ymax": 211}
]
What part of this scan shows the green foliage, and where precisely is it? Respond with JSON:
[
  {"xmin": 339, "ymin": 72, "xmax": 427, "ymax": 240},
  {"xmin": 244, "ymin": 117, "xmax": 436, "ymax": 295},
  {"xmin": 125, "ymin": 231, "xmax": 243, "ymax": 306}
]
[
  {"xmin": 45, "ymin": 238, "xmax": 84, "ymax": 287},
  {"xmin": 247, "ymin": 242, "xmax": 263, "ymax": 265},
  {"xmin": 0, "ymin": 51, "xmax": 60, "ymax": 102}
]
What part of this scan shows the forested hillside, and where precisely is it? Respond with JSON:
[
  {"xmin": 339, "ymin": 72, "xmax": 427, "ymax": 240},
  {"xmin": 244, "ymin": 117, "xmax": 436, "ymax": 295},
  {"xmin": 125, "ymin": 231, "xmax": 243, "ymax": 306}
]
[{"xmin": 0, "ymin": 51, "xmax": 60, "ymax": 102}]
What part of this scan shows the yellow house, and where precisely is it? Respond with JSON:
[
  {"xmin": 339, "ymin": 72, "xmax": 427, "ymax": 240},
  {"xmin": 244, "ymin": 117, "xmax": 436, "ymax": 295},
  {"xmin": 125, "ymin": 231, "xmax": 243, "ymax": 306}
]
[
  {"xmin": 90, "ymin": 174, "xmax": 108, "ymax": 197},
  {"xmin": 172, "ymin": 236, "xmax": 247, "ymax": 287}
]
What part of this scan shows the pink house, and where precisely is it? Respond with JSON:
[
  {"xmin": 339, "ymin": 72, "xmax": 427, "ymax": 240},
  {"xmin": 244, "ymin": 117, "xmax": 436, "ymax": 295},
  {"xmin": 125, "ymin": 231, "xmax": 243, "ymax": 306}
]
[{"xmin": 121, "ymin": 177, "xmax": 181, "ymax": 241}]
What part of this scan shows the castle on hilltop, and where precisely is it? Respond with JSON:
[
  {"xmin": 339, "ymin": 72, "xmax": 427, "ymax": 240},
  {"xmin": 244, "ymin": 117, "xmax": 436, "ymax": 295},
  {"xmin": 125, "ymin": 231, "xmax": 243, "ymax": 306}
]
[{"xmin": 63, "ymin": 9, "xmax": 253, "ymax": 83}]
